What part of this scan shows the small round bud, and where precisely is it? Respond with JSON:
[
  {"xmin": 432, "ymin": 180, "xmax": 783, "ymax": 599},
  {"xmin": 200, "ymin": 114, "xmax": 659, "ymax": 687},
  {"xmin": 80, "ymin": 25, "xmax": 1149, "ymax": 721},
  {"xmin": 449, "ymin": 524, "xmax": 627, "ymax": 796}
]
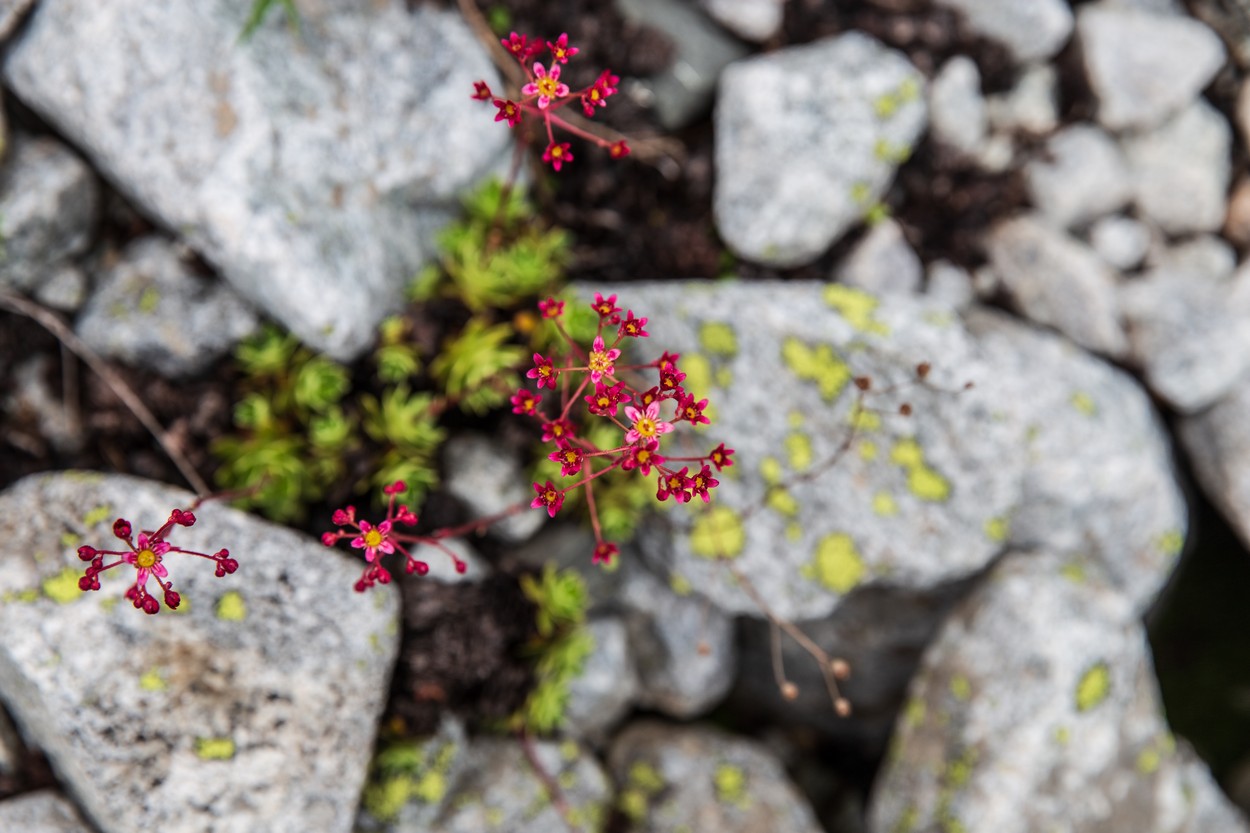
[
  {"xmin": 898, "ymin": 403, "xmax": 912, "ymax": 416},
  {"xmin": 697, "ymin": 641, "xmax": 711, "ymax": 656},
  {"xmin": 831, "ymin": 659, "xmax": 851, "ymax": 679},
  {"xmin": 332, "ymin": 508, "xmax": 351, "ymax": 526},
  {"xmin": 113, "ymin": 519, "xmax": 132, "ymax": 539},
  {"xmin": 835, "ymin": 697, "xmax": 852, "ymax": 717},
  {"xmin": 854, "ymin": 376, "xmax": 872, "ymax": 391},
  {"xmin": 172, "ymin": 509, "xmax": 196, "ymax": 526},
  {"xmin": 321, "ymin": 532, "xmax": 338, "ymax": 547},
  {"xmin": 383, "ymin": 481, "xmax": 407, "ymax": 496},
  {"xmin": 142, "ymin": 595, "xmax": 160, "ymax": 615},
  {"xmin": 916, "ymin": 362, "xmax": 931, "ymax": 379},
  {"xmin": 781, "ymin": 682, "xmax": 799, "ymax": 701},
  {"xmin": 454, "ymin": 560, "xmax": 468, "ymax": 575},
  {"xmin": 164, "ymin": 589, "xmax": 181, "ymax": 609},
  {"xmin": 963, "ymin": 381, "xmax": 975, "ymax": 390},
  {"xmin": 77, "ymin": 545, "xmax": 98, "ymax": 561},
  {"xmin": 414, "ymin": 561, "xmax": 430, "ymax": 576}
]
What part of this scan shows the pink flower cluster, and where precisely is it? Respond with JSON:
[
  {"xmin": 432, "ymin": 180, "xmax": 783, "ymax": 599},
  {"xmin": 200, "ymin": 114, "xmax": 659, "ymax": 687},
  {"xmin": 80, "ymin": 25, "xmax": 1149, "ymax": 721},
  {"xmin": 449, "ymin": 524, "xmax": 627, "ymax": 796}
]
[
  {"xmin": 518, "ymin": 293, "xmax": 734, "ymax": 566},
  {"xmin": 472, "ymin": 33, "xmax": 629, "ymax": 171},
  {"xmin": 77, "ymin": 509, "xmax": 237, "ymax": 614}
]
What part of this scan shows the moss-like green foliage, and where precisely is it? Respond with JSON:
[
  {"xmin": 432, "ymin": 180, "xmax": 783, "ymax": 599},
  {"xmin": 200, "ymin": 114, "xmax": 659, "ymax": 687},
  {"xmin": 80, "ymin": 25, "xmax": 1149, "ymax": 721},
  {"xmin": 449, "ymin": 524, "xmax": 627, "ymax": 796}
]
[
  {"xmin": 413, "ymin": 179, "xmax": 570, "ymax": 313},
  {"xmin": 430, "ymin": 317, "xmax": 526, "ymax": 415},
  {"xmin": 513, "ymin": 565, "xmax": 594, "ymax": 734},
  {"xmin": 239, "ymin": 0, "xmax": 299, "ymax": 42}
]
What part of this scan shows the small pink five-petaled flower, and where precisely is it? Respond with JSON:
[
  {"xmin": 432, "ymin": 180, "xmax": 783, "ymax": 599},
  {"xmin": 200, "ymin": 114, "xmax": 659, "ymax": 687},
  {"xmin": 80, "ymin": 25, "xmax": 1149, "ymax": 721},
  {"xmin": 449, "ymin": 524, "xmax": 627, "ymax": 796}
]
[
  {"xmin": 351, "ymin": 520, "xmax": 395, "ymax": 563},
  {"xmin": 623, "ymin": 401, "xmax": 673, "ymax": 445},
  {"xmin": 523, "ymin": 63, "xmax": 570, "ymax": 110},
  {"xmin": 586, "ymin": 336, "xmax": 621, "ymax": 384}
]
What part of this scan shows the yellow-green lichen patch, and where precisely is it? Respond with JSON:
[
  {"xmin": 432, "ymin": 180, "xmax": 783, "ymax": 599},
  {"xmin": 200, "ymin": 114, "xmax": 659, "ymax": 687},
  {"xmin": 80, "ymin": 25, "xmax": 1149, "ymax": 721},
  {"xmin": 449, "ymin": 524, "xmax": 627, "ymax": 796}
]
[
  {"xmin": 618, "ymin": 789, "xmax": 648, "ymax": 822},
  {"xmin": 137, "ymin": 287, "xmax": 161, "ymax": 315},
  {"xmin": 1060, "ymin": 561, "xmax": 1086, "ymax": 584},
  {"xmin": 864, "ymin": 203, "xmax": 891, "ymax": 225},
  {"xmin": 848, "ymin": 403, "xmax": 882, "ymax": 433},
  {"xmin": 949, "ymin": 675, "xmax": 972, "ymax": 702},
  {"xmin": 874, "ymin": 92, "xmax": 900, "ymax": 118},
  {"xmin": 766, "ymin": 488, "xmax": 799, "ymax": 518},
  {"xmin": 872, "ymin": 492, "xmax": 899, "ymax": 517},
  {"xmin": 788, "ymin": 411, "xmax": 805, "ymax": 428},
  {"xmin": 1137, "ymin": 746, "xmax": 1161, "ymax": 775},
  {"xmin": 714, "ymin": 367, "xmax": 734, "ymax": 389},
  {"xmin": 60, "ymin": 531, "xmax": 81, "ymax": 548},
  {"xmin": 784, "ymin": 432, "xmax": 813, "ymax": 471},
  {"xmin": 893, "ymin": 805, "xmax": 920, "ymax": 833},
  {"xmin": 898, "ymin": 77, "xmax": 920, "ymax": 102},
  {"xmin": 690, "ymin": 506, "xmax": 745, "ymax": 559},
  {"xmin": 669, "ymin": 572, "xmax": 693, "ymax": 596},
  {"xmin": 802, "ymin": 533, "xmax": 866, "ymax": 594},
  {"xmin": 889, "ymin": 438, "xmax": 951, "ymax": 502},
  {"xmin": 1156, "ymin": 529, "xmax": 1184, "ymax": 558},
  {"xmin": 42, "ymin": 568, "xmax": 83, "ymax": 604},
  {"xmin": 760, "ymin": 457, "xmax": 783, "ymax": 486},
  {"xmin": 983, "ymin": 516, "xmax": 1010, "ymax": 543},
  {"xmin": 713, "ymin": 764, "xmax": 750, "ymax": 809},
  {"xmin": 1070, "ymin": 392, "xmax": 1098, "ymax": 417},
  {"xmin": 100, "ymin": 596, "xmax": 120, "ymax": 613},
  {"xmin": 859, "ymin": 440, "xmax": 879, "ymax": 461},
  {"xmin": 139, "ymin": 667, "xmax": 167, "ymax": 692},
  {"xmin": 873, "ymin": 138, "xmax": 912, "ymax": 165},
  {"xmin": 1075, "ymin": 662, "xmax": 1111, "ymax": 712},
  {"xmin": 215, "ymin": 590, "xmax": 246, "ymax": 621},
  {"xmin": 560, "ymin": 740, "xmax": 580, "ymax": 762},
  {"xmin": 823, "ymin": 285, "xmax": 890, "ymax": 336},
  {"xmin": 945, "ymin": 747, "xmax": 978, "ymax": 790},
  {"xmin": 630, "ymin": 761, "xmax": 666, "ymax": 793},
  {"xmin": 786, "ymin": 522, "xmax": 803, "ymax": 541},
  {"xmin": 484, "ymin": 806, "xmax": 504, "ymax": 826},
  {"xmin": 1054, "ymin": 726, "xmax": 1070, "ymax": 746},
  {"xmin": 781, "ymin": 337, "xmax": 852, "ymax": 402},
  {"xmin": 194, "ymin": 737, "xmax": 236, "ymax": 760},
  {"xmin": 699, "ymin": 322, "xmax": 738, "ymax": 357},
  {"xmin": 83, "ymin": 505, "xmax": 113, "ymax": 528},
  {"xmin": 904, "ymin": 697, "xmax": 926, "ymax": 728},
  {"xmin": 413, "ymin": 769, "xmax": 448, "ymax": 803},
  {"xmin": 890, "ymin": 438, "xmax": 925, "ymax": 469},
  {"xmin": 850, "ymin": 181, "xmax": 872, "ymax": 205}
]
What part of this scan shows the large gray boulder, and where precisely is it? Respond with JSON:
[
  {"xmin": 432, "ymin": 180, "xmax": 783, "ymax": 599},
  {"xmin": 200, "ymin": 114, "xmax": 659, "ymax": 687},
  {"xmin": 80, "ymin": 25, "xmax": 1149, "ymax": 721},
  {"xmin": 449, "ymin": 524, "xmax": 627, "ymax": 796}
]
[
  {"xmin": 714, "ymin": 33, "xmax": 926, "ymax": 267},
  {"xmin": 0, "ymin": 791, "xmax": 93, "ymax": 833},
  {"xmin": 932, "ymin": 0, "xmax": 1073, "ymax": 64},
  {"xmin": 868, "ymin": 551, "xmax": 1247, "ymax": 833},
  {"xmin": 4, "ymin": 0, "xmax": 509, "ymax": 359},
  {"xmin": 0, "ymin": 472, "xmax": 400, "ymax": 833}
]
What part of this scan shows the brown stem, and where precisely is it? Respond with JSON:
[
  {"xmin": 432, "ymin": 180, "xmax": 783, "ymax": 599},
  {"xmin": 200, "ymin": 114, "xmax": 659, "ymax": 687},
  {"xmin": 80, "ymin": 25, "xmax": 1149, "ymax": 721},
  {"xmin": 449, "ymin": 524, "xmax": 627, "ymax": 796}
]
[
  {"xmin": 0, "ymin": 291, "xmax": 211, "ymax": 496},
  {"xmin": 518, "ymin": 730, "xmax": 583, "ymax": 833}
]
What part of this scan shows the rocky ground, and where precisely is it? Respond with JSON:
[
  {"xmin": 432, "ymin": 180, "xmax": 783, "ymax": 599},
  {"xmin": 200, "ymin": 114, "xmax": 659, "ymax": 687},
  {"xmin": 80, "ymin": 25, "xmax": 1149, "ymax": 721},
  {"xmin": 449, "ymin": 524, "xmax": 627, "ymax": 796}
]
[{"xmin": 2, "ymin": 0, "xmax": 1250, "ymax": 832}]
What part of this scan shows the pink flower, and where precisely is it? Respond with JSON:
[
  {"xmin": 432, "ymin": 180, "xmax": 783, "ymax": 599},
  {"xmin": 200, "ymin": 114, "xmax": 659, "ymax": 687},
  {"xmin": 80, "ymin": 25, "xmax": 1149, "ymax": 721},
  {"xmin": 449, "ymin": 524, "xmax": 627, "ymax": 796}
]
[
  {"xmin": 623, "ymin": 400, "xmax": 673, "ymax": 444},
  {"xmin": 523, "ymin": 63, "xmax": 569, "ymax": 109},
  {"xmin": 609, "ymin": 140, "xmax": 631, "ymax": 159},
  {"xmin": 542, "ymin": 141, "xmax": 574, "ymax": 171},
  {"xmin": 709, "ymin": 443, "xmax": 735, "ymax": 471},
  {"xmin": 584, "ymin": 380, "xmax": 631, "ymax": 417},
  {"xmin": 472, "ymin": 81, "xmax": 492, "ymax": 101},
  {"xmin": 511, "ymin": 388, "xmax": 542, "ymax": 415},
  {"xmin": 502, "ymin": 32, "xmax": 537, "ymax": 61},
  {"xmin": 124, "ymin": 533, "xmax": 171, "ymax": 591},
  {"xmin": 656, "ymin": 468, "xmax": 692, "ymax": 503},
  {"xmin": 586, "ymin": 335, "xmax": 621, "ymax": 384},
  {"xmin": 547, "ymin": 32, "xmax": 579, "ymax": 64},
  {"xmin": 689, "ymin": 465, "xmax": 719, "ymax": 503},
  {"xmin": 618, "ymin": 310, "xmax": 649, "ymax": 339},
  {"xmin": 591, "ymin": 292, "xmax": 621, "ymax": 320},
  {"xmin": 351, "ymin": 519, "xmax": 395, "ymax": 563},
  {"xmin": 549, "ymin": 443, "xmax": 585, "ymax": 477},
  {"xmin": 593, "ymin": 541, "xmax": 619, "ymax": 566},
  {"xmin": 538, "ymin": 297, "xmax": 565, "ymax": 319},
  {"xmin": 531, "ymin": 481, "xmax": 565, "ymax": 517},
  {"xmin": 493, "ymin": 98, "xmax": 521, "ymax": 127},
  {"xmin": 677, "ymin": 392, "xmax": 710, "ymax": 426},
  {"xmin": 542, "ymin": 418, "xmax": 575, "ymax": 443},
  {"xmin": 621, "ymin": 440, "xmax": 664, "ymax": 476},
  {"xmin": 527, "ymin": 353, "xmax": 558, "ymax": 389}
]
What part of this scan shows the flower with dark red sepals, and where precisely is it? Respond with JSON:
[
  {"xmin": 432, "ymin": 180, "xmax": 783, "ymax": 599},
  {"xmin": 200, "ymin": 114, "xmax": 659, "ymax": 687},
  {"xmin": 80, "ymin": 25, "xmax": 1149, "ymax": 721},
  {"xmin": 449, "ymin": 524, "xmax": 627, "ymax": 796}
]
[
  {"xmin": 502, "ymin": 32, "xmax": 534, "ymax": 60},
  {"xmin": 542, "ymin": 141, "xmax": 574, "ymax": 171},
  {"xmin": 527, "ymin": 353, "xmax": 558, "ymax": 389},
  {"xmin": 618, "ymin": 310, "xmax": 648, "ymax": 339},
  {"xmin": 656, "ymin": 468, "xmax": 693, "ymax": 503},
  {"xmin": 584, "ymin": 380, "xmax": 631, "ymax": 417},
  {"xmin": 547, "ymin": 32, "xmax": 579, "ymax": 64},
  {"xmin": 586, "ymin": 336, "xmax": 620, "ymax": 384},
  {"xmin": 659, "ymin": 365, "xmax": 686, "ymax": 394},
  {"xmin": 709, "ymin": 443, "xmax": 735, "ymax": 471},
  {"xmin": 657, "ymin": 351, "xmax": 681, "ymax": 370},
  {"xmin": 171, "ymin": 509, "xmax": 195, "ymax": 526},
  {"xmin": 511, "ymin": 388, "xmax": 542, "ymax": 416},
  {"xmin": 593, "ymin": 542, "xmax": 619, "ymax": 566},
  {"xmin": 113, "ymin": 519, "xmax": 132, "ymax": 539},
  {"xmin": 609, "ymin": 140, "xmax": 631, "ymax": 159},
  {"xmin": 688, "ymin": 465, "xmax": 719, "ymax": 503},
  {"xmin": 636, "ymin": 386, "xmax": 662, "ymax": 408},
  {"xmin": 472, "ymin": 81, "xmax": 493, "ymax": 101},
  {"xmin": 591, "ymin": 292, "xmax": 621, "ymax": 320},
  {"xmin": 549, "ymin": 443, "xmax": 585, "ymax": 477},
  {"xmin": 538, "ymin": 297, "xmax": 565, "ymax": 319},
  {"xmin": 620, "ymin": 440, "xmax": 664, "ymax": 476},
  {"xmin": 383, "ymin": 480, "xmax": 407, "ymax": 495},
  {"xmin": 542, "ymin": 418, "xmax": 576, "ymax": 443},
  {"xmin": 531, "ymin": 481, "xmax": 565, "ymax": 518},
  {"xmin": 493, "ymin": 99, "xmax": 521, "ymax": 127},
  {"xmin": 676, "ymin": 393, "xmax": 710, "ymax": 426}
]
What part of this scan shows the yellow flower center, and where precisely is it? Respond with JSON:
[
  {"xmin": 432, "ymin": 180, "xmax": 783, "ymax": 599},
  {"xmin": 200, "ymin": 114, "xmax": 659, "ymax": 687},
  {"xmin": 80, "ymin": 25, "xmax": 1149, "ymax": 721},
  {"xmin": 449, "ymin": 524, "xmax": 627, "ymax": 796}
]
[
  {"xmin": 637, "ymin": 450, "xmax": 651, "ymax": 464},
  {"xmin": 564, "ymin": 451, "xmax": 579, "ymax": 464},
  {"xmin": 135, "ymin": 549, "xmax": 157, "ymax": 569},
  {"xmin": 633, "ymin": 416, "xmax": 657, "ymax": 438},
  {"xmin": 536, "ymin": 77, "xmax": 561, "ymax": 98},
  {"xmin": 589, "ymin": 351, "xmax": 610, "ymax": 374},
  {"xmin": 364, "ymin": 529, "xmax": 383, "ymax": 548},
  {"xmin": 685, "ymin": 406, "xmax": 697, "ymax": 419},
  {"xmin": 597, "ymin": 396, "xmax": 610, "ymax": 408},
  {"xmin": 545, "ymin": 490, "xmax": 557, "ymax": 502}
]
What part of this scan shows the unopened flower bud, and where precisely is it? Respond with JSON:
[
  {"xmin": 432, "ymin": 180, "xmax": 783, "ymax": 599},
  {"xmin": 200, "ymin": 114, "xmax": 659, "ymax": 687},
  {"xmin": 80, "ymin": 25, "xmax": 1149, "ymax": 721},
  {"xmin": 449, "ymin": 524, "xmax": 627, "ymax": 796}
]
[
  {"xmin": 113, "ymin": 519, "xmax": 132, "ymax": 539},
  {"xmin": 831, "ymin": 658, "xmax": 851, "ymax": 679},
  {"xmin": 835, "ymin": 697, "xmax": 852, "ymax": 717},
  {"xmin": 781, "ymin": 682, "xmax": 799, "ymax": 701}
]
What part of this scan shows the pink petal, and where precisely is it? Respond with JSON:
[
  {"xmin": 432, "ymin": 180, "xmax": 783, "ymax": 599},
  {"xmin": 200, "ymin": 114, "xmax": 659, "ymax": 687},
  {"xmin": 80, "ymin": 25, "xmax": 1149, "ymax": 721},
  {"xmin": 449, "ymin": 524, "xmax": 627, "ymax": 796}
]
[
  {"xmin": 153, "ymin": 563, "xmax": 169, "ymax": 578},
  {"xmin": 350, "ymin": 535, "xmax": 367, "ymax": 549}
]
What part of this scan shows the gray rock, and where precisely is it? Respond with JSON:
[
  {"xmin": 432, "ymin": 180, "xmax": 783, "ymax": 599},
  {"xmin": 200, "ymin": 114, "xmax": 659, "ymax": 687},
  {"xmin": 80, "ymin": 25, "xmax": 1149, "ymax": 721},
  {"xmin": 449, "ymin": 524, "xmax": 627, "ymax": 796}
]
[
  {"xmin": 0, "ymin": 791, "xmax": 93, "ymax": 833},
  {"xmin": 615, "ymin": 281, "xmax": 1028, "ymax": 621},
  {"xmin": 618, "ymin": 560, "xmax": 735, "ymax": 717},
  {"xmin": 565, "ymin": 616, "xmax": 639, "ymax": 739},
  {"xmin": 1078, "ymin": 3, "xmax": 1226, "ymax": 131},
  {"xmin": 984, "ymin": 216, "xmax": 1128, "ymax": 357},
  {"xmin": 928, "ymin": 56, "xmax": 987, "ymax": 158},
  {"xmin": 4, "ymin": 0, "xmax": 508, "ymax": 360},
  {"xmin": 1121, "ymin": 262, "xmax": 1250, "ymax": 413},
  {"xmin": 355, "ymin": 718, "xmax": 468, "ymax": 833},
  {"xmin": 1026, "ymin": 124, "xmax": 1132, "ymax": 229},
  {"xmin": 714, "ymin": 34, "xmax": 926, "ymax": 267},
  {"xmin": 33, "ymin": 263, "xmax": 88, "ymax": 312},
  {"xmin": 966, "ymin": 310, "xmax": 1186, "ymax": 611},
  {"xmin": 985, "ymin": 63, "xmax": 1060, "ymax": 135},
  {"xmin": 699, "ymin": 0, "xmax": 783, "ymax": 42},
  {"xmin": 972, "ymin": 132, "xmax": 1015, "ymax": 174},
  {"xmin": 609, "ymin": 721, "xmax": 824, "ymax": 833},
  {"xmin": 0, "ymin": 472, "xmax": 400, "ymax": 833},
  {"xmin": 0, "ymin": 707, "xmax": 19, "ymax": 779},
  {"xmin": 868, "ymin": 550, "xmax": 1247, "ymax": 833},
  {"xmin": 76, "ymin": 237, "xmax": 259, "ymax": 377},
  {"xmin": 925, "ymin": 261, "xmax": 975, "ymax": 311},
  {"xmin": 1088, "ymin": 215, "xmax": 1151, "ymax": 271},
  {"xmin": 442, "ymin": 433, "xmax": 544, "ymax": 544},
  {"xmin": 0, "ymin": 134, "xmax": 98, "ymax": 292},
  {"xmin": 1151, "ymin": 233, "xmax": 1236, "ymax": 280},
  {"xmin": 4, "ymin": 356, "xmax": 84, "ymax": 453},
  {"xmin": 617, "ymin": 0, "xmax": 749, "ymax": 130},
  {"xmin": 1123, "ymin": 99, "xmax": 1232, "ymax": 235},
  {"xmin": 1180, "ymin": 376, "xmax": 1250, "ymax": 550},
  {"xmin": 1190, "ymin": 0, "xmax": 1250, "ymax": 67},
  {"xmin": 834, "ymin": 219, "xmax": 923, "ymax": 296},
  {"xmin": 0, "ymin": 0, "xmax": 34, "ymax": 41},
  {"xmin": 428, "ymin": 737, "xmax": 611, "ymax": 833},
  {"xmin": 932, "ymin": 0, "xmax": 1073, "ymax": 64}
]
